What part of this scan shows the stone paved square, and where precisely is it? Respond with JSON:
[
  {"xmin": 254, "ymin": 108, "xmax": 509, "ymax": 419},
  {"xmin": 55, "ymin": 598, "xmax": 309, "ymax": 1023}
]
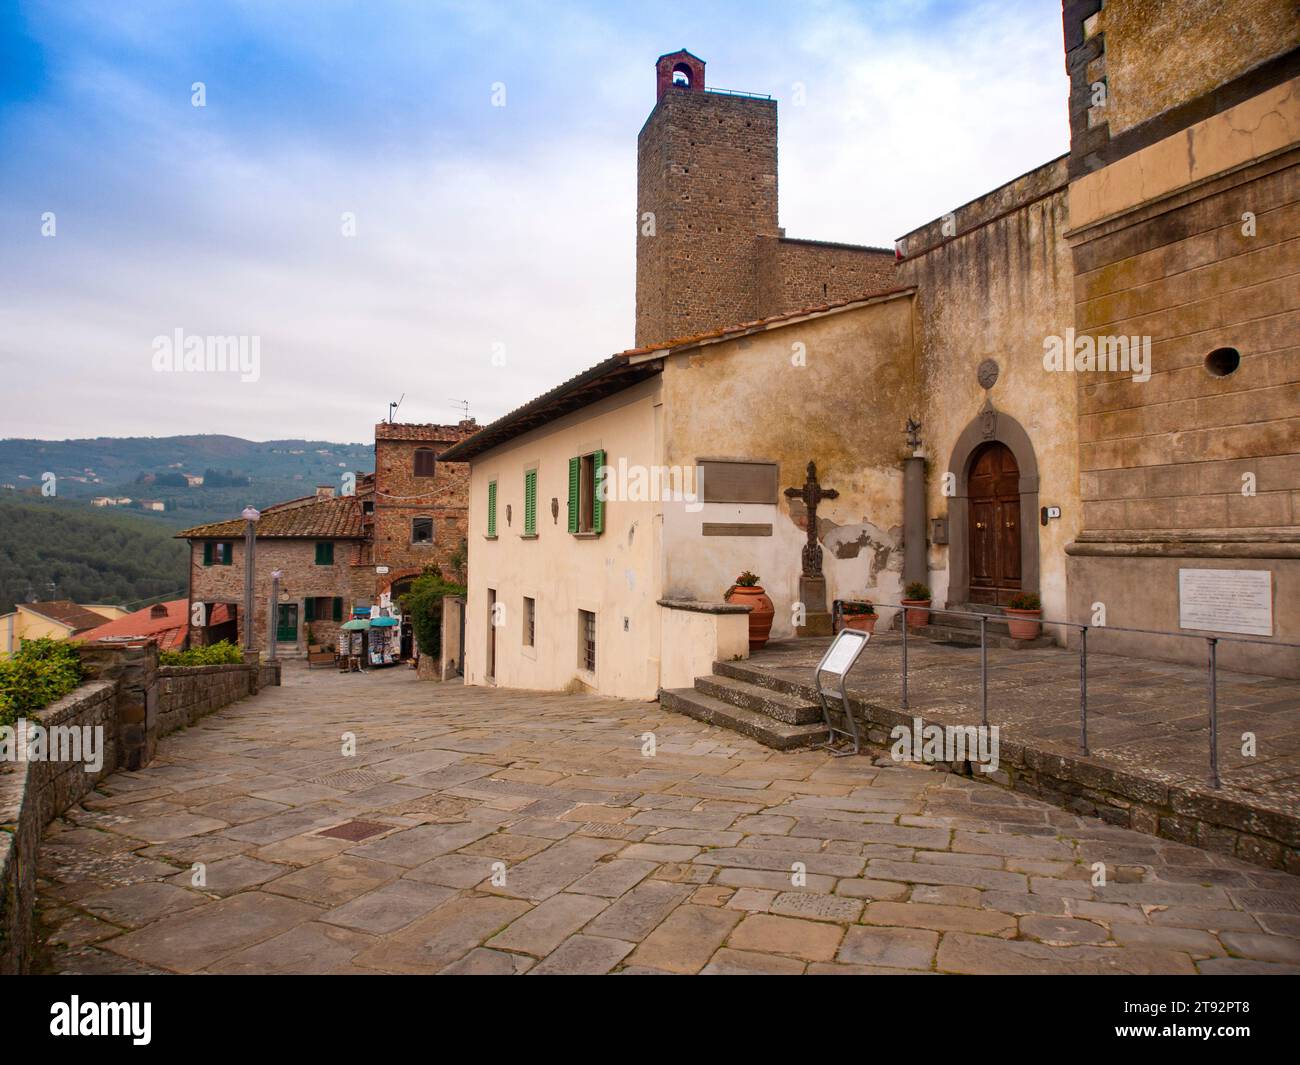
[{"xmin": 33, "ymin": 663, "xmax": 1300, "ymax": 975}]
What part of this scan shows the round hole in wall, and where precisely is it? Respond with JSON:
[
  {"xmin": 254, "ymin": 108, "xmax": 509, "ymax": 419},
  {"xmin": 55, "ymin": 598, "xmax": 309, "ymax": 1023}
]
[{"xmin": 1204, "ymin": 347, "xmax": 1241, "ymax": 377}]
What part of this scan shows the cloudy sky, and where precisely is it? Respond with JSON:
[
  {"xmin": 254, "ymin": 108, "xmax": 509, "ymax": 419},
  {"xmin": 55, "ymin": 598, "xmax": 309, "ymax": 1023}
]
[{"xmin": 0, "ymin": 0, "xmax": 1070, "ymax": 443}]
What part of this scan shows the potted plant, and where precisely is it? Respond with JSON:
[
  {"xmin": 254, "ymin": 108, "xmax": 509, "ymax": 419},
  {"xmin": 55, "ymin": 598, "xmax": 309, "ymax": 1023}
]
[
  {"xmin": 724, "ymin": 570, "xmax": 775, "ymax": 650},
  {"xmin": 1003, "ymin": 592, "xmax": 1042, "ymax": 640},
  {"xmin": 901, "ymin": 581, "xmax": 932, "ymax": 628},
  {"xmin": 841, "ymin": 600, "xmax": 877, "ymax": 634}
]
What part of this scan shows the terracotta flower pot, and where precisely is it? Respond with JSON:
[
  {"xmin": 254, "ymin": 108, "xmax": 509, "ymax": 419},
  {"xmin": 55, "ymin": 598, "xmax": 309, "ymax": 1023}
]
[
  {"xmin": 1003, "ymin": 607, "xmax": 1041, "ymax": 640},
  {"xmin": 842, "ymin": 612, "xmax": 878, "ymax": 634},
  {"xmin": 726, "ymin": 584, "xmax": 775, "ymax": 650},
  {"xmin": 901, "ymin": 598, "xmax": 931, "ymax": 629}
]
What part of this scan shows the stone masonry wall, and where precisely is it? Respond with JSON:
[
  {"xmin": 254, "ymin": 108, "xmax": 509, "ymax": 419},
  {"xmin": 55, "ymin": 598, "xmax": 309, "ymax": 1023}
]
[
  {"xmin": 0, "ymin": 681, "xmax": 116, "ymax": 974},
  {"xmin": 755, "ymin": 236, "xmax": 898, "ymax": 315},
  {"xmin": 0, "ymin": 644, "xmax": 272, "ymax": 972}
]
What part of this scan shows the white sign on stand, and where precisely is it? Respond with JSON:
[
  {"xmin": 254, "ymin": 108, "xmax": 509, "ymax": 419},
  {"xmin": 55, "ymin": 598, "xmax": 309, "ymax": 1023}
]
[
  {"xmin": 822, "ymin": 628, "xmax": 868, "ymax": 677},
  {"xmin": 1179, "ymin": 569, "xmax": 1273, "ymax": 637}
]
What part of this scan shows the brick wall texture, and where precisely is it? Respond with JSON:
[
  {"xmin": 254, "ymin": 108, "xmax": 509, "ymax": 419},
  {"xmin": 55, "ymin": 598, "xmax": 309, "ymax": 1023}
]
[{"xmin": 635, "ymin": 85, "xmax": 895, "ymax": 348}]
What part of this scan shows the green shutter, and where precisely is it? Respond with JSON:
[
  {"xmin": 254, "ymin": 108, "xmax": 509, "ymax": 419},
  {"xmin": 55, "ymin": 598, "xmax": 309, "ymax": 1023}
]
[
  {"xmin": 305, "ymin": 597, "xmax": 316, "ymax": 622},
  {"xmin": 202, "ymin": 542, "xmax": 212, "ymax": 566},
  {"xmin": 333, "ymin": 597, "xmax": 343, "ymax": 621},
  {"xmin": 567, "ymin": 457, "xmax": 580, "ymax": 533},
  {"xmin": 316, "ymin": 542, "xmax": 333, "ymax": 565},
  {"xmin": 222, "ymin": 542, "xmax": 234, "ymax": 565},
  {"xmin": 487, "ymin": 480, "xmax": 497, "ymax": 537},
  {"xmin": 524, "ymin": 469, "xmax": 537, "ymax": 535},
  {"xmin": 592, "ymin": 449, "xmax": 606, "ymax": 534}
]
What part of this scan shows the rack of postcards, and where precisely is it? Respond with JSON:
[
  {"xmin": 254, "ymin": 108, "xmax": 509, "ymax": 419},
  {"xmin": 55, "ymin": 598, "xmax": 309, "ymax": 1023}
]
[{"xmin": 368, "ymin": 594, "xmax": 402, "ymax": 667}]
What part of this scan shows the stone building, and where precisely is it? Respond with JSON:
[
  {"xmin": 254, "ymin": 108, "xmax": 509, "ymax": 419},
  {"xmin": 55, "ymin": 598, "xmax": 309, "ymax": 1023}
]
[
  {"xmin": 179, "ymin": 420, "xmax": 473, "ymax": 655},
  {"xmin": 635, "ymin": 49, "xmax": 896, "ymax": 347},
  {"xmin": 446, "ymin": 2, "xmax": 1298, "ymax": 699}
]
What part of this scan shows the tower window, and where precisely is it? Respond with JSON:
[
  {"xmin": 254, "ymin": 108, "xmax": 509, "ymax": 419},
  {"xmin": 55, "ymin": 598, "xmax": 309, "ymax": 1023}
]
[
  {"xmin": 412, "ymin": 517, "xmax": 434, "ymax": 544},
  {"xmin": 414, "ymin": 448, "xmax": 436, "ymax": 477},
  {"xmin": 1204, "ymin": 347, "xmax": 1241, "ymax": 377},
  {"xmin": 672, "ymin": 63, "xmax": 692, "ymax": 88}
]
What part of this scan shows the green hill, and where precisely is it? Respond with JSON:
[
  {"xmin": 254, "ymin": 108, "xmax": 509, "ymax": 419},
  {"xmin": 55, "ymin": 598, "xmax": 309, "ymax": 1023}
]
[
  {"xmin": 0, "ymin": 498, "xmax": 188, "ymax": 614},
  {"xmin": 0, "ymin": 434, "xmax": 373, "ymax": 529}
]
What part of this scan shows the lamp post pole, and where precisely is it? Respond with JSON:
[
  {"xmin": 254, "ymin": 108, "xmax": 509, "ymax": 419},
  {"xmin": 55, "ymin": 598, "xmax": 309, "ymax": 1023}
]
[
  {"xmin": 241, "ymin": 506, "xmax": 260, "ymax": 653},
  {"xmin": 268, "ymin": 569, "xmax": 282, "ymax": 662}
]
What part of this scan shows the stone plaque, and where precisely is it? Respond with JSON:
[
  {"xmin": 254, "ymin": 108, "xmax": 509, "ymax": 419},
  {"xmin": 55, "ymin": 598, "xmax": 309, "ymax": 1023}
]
[
  {"xmin": 701, "ymin": 522, "xmax": 772, "ymax": 537},
  {"xmin": 1178, "ymin": 568, "xmax": 1273, "ymax": 637},
  {"xmin": 699, "ymin": 460, "xmax": 778, "ymax": 504}
]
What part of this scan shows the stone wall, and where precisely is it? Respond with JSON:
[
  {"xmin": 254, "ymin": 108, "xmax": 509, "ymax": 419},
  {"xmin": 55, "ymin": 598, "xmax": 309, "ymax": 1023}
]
[
  {"xmin": 158, "ymin": 662, "xmax": 257, "ymax": 736},
  {"xmin": 0, "ymin": 680, "xmax": 116, "ymax": 974},
  {"xmin": 755, "ymin": 236, "xmax": 897, "ymax": 317},
  {"xmin": 0, "ymin": 643, "xmax": 274, "ymax": 973}
]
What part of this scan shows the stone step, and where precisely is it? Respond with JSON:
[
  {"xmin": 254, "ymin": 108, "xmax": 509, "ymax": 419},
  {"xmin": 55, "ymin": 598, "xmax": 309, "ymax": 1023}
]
[
  {"xmin": 712, "ymin": 658, "xmax": 815, "ymax": 701},
  {"xmin": 909, "ymin": 623, "xmax": 1055, "ymax": 651},
  {"xmin": 659, "ymin": 688, "xmax": 828, "ymax": 750},
  {"xmin": 693, "ymin": 674, "xmax": 821, "ymax": 724}
]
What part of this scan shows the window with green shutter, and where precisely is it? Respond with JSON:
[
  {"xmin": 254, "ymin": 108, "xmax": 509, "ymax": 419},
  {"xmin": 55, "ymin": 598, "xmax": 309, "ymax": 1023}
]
[
  {"xmin": 305, "ymin": 597, "xmax": 316, "ymax": 622},
  {"xmin": 315, "ymin": 541, "xmax": 334, "ymax": 566},
  {"xmin": 524, "ymin": 469, "xmax": 537, "ymax": 536},
  {"xmin": 487, "ymin": 480, "xmax": 497, "ymax": 537},
  {"xmin": 206, "ymin": 541, "xmax": 234, "ymax": 565},
  {"xmin": 567, "ymin": 458, "xmax": 580, "ymax": 533},
  {"xmin": 568, "ymin": 452, "xmax": 605, "ymax": 536},
  {"xmin": 202, "ymin": 542, "xmax": 213, "ymax": 566}
]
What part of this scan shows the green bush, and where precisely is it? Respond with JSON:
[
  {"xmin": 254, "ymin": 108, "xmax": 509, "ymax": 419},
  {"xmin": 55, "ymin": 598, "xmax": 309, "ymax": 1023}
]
[
  {"xmin": 159, "ymin": 640, "xmax": 244, "ymax": 667},
  {"xmin": 0, "ymin": 638, "xmax": 84, "ymax": 727},
  {"xmin": 1006, "ymin": 592, "xmax": 1041, "ymax": 611},
  {"xmin": 400, "ymin": 567, "xmax": 466, "ymax": 659},
  {"xmin": 904, "ymin": 581, "xmax": 932, "ymax": 601}
]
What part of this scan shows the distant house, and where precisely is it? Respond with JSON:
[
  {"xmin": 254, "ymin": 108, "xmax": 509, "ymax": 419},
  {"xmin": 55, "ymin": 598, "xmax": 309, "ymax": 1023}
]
[
  {"xmin": 1, "ymin": 600, "xmax": 110, "ymax": 658},
  {"xmin": 178, "ymin": 421, "xmax": 474, "ymax": 655},
  {"xmin": 91, "ymin": 497, "xmax": 114, "ymax": 507},
  {"xmin": 138, "ymin": 499, "xmax": 165, "ymax": 512},
  {"xmin": 183, "ymin": 474, "xmax": 205, "ymax": 487}
]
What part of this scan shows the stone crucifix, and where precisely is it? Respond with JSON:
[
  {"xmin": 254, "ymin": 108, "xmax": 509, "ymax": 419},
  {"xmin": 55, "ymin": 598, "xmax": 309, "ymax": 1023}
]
[{"xmin": 785, "ymin": 460, "xmax": 838, "ymax": 578}]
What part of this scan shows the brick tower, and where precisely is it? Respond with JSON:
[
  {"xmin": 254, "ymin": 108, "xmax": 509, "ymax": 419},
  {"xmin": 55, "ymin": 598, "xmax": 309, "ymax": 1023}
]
[{"xmin": 635, "ymin": 50, "xmax": 779, "ymax": 347}]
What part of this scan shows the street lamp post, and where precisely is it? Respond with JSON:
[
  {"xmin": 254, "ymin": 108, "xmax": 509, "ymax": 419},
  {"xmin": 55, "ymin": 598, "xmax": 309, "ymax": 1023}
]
[
  {"xmin": 267, "ymin": 569, "xmax": 283, "ymax": 662},
  {"xmin": 241, "ymin": 506, "xmax": 260, "ymax": 653}
]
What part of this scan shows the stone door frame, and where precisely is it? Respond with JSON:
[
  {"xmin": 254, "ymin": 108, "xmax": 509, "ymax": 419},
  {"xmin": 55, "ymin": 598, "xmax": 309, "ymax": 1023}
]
[{"xmin": 946, "ymin": 406, "xmax": 1040, "ymax": 606}]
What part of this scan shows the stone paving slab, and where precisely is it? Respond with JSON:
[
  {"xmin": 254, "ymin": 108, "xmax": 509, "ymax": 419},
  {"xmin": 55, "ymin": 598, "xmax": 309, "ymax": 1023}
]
[{"xmin": 31, "ymin": 661, "xmax": 1300, "ymax": 975}]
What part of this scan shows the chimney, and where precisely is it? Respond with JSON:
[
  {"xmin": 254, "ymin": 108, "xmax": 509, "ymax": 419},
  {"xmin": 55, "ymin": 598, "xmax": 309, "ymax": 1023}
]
[{"xmin": 316, "ymin": 484, "xmax": 335, "ymax": 499}]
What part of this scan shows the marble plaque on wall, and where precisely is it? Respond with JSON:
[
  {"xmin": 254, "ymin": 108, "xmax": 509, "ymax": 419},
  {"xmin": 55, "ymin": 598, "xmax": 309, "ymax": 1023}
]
[{"xmin": 1178, "ymin": 568, "xmax": 1273, "ymax": 637}]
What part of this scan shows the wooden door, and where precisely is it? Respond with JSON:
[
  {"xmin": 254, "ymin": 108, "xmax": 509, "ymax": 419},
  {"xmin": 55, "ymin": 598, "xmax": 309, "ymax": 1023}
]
[
  {"xmin": 968, "ymin": 442, "xmax": 1022, "ymax": 605},
  {"xmin": 276, "ymin": 603, "xmax": 298, "ymax": 642}
]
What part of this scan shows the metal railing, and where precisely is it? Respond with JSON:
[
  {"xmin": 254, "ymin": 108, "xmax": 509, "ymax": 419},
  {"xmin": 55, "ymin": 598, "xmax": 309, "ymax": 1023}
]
[{"xmin": 834, "ymin": 601, "xmax": 1299, "ymax": 789}]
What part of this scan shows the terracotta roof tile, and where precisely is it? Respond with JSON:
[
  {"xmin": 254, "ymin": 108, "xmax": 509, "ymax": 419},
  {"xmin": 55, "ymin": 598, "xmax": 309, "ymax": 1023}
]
[
  {"xmin": 21, "ymin": 600, "xmax": 107, "ymax": 633},
  {"xmin": 176, "ymin": 495, "xmax": 365, "ymax": 539},
  {"xmin": 77, "ymin": 599, "xmax": 189, "ymax": 649}
]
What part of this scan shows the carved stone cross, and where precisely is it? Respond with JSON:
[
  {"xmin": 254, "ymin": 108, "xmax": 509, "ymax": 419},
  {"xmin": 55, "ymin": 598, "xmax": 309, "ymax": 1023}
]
[{"xmin": 784, "ymin": 460, "xmax": 838, "ymax": 578}]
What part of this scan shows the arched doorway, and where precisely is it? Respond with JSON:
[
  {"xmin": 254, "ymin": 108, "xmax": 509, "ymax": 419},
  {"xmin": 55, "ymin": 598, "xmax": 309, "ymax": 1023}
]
[
  {"xmin": 945, "ymin": 402, "xmax": 1040, "ymax": 607},
  {"xmin": 968, "ymin": 442, "xmax": 1021, "ymax": 604}
]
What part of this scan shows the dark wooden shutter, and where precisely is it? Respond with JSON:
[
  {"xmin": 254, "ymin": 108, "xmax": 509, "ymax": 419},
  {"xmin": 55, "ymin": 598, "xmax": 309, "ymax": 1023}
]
[
  {"xmin": 203, "ymin": 542, "xmax": 213, "ymax": 566},
  {"xmin": 332, "ymin": 597, "xmax": 343, "ymax": 621}
]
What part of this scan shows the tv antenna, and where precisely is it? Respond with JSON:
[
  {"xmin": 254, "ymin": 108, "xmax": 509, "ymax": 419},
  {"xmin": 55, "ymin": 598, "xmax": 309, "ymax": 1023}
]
[
  {"xmin": 387, "ymin": 394, "xmax": 404, "ymax": 423},
  {"xmin": 449, "ymin": 398, "xmax": 471, "ymax": 421}
]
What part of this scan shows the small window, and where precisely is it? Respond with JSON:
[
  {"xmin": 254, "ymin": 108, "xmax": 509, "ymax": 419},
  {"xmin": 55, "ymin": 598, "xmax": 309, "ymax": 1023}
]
[
  {"xmin": 412, "ymin": 517, "xmax": 434, "ymax": 544},
  {"xmin": 523, "ymin": 596, "xmax": 535, "ymax": 647},
  {"xmin": 362, "ymin": 500, "xmax": 374, "ymax": 515},
  {"xmin": 487, "ymin": 480, "xmax": 497, "ymax": 537},
  {"xmin": 567, "ymin": 450, "xmax": 605, "ymax": 535},
  {"xmin": 304, "ymin": 597, "xmax": 341, "ymax": 622},
  {"xmin": 315, "ymin": 541, "xmax": 334, "ymax": 566},
  {"xmin": 523, "ymin": 469, "xmax": 537, "ymax": 536},
  {"xmin": 579, "ymin": 609, "xmax": 596, "ymax": 672},
  {"xmin": 204, "ymin": 541, "xmax": 234, "ymax": 566},
  {"xmin": 414, "ymin": 448, "xmax": 436, "ymax": 477}
]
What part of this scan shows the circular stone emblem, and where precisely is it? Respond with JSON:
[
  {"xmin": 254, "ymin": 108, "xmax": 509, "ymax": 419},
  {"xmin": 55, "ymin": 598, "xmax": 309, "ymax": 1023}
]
[{"xmin": 977, "ymin": 358, "xmax": 1000, "ymax": 390}]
